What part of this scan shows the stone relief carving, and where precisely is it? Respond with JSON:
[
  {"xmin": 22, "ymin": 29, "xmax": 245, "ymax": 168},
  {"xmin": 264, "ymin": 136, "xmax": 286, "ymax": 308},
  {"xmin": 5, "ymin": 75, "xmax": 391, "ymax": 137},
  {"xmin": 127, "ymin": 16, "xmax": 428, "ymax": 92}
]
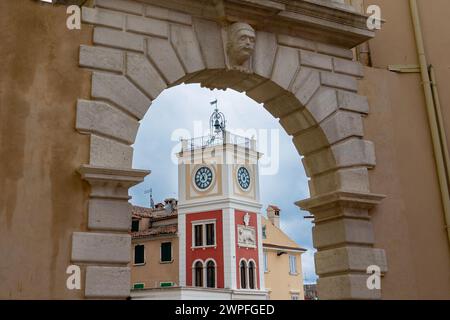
[
  {"xmin": 225, "ymin": 22, "xmax": 256, "ymax": 73},
  {"xmin": 238, "ymin": 225, "xmax": 256, "ymax": 248}
]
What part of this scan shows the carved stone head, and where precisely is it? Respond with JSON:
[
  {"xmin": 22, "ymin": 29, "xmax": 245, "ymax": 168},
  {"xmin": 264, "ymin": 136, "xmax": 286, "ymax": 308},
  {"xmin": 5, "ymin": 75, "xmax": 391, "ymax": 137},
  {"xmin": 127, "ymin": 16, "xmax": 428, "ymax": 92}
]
[{"xmin": 226, "ymin": 22, "xmax": 256, "ymax": 72}]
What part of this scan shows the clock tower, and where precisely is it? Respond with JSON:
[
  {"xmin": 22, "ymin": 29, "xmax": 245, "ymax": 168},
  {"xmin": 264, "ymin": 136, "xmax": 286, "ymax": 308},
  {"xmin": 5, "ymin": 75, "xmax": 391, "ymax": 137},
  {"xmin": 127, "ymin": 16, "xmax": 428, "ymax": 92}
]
[{"xmin": 177, "ymin": 102, "xmax": 265, "ymax": 295}]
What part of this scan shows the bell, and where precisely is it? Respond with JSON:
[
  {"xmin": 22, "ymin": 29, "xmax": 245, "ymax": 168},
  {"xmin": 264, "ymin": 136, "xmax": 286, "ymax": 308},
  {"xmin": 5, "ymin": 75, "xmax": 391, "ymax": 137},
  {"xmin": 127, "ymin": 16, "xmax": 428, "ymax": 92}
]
[{"xmin": 214, "ymin": 119, "xmax": 221, "ymax": 133}]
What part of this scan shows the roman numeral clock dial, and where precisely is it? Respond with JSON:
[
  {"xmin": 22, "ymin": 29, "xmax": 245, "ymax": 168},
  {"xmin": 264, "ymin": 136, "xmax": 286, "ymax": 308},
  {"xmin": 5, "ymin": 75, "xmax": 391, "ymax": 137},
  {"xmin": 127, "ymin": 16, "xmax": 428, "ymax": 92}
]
[{"xmin": 194, "ymin": 167, "xmax": 213, "ymax": 190}]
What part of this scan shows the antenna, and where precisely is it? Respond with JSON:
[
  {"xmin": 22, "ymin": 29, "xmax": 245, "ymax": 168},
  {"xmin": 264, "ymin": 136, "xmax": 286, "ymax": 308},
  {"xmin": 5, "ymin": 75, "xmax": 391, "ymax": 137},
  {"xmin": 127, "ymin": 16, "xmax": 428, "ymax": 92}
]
[{"xmin": 144, "ymin": 188, "xmax": 155, "ymax": 209}]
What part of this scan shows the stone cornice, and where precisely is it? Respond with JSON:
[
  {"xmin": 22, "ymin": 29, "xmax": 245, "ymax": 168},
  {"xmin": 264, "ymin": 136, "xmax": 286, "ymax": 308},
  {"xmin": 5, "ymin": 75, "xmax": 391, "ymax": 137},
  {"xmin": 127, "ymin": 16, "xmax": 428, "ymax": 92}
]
[
  {"xmin": 296, "ymin": 190, "xmax": 386, "ymax": 212},
  {"xmin": 139, "ymin": 0, "xmax": 374, "ymax": 48},
  {"xmin": 78, "ymin": 165, "xmax": 151, "ymax": 188}
]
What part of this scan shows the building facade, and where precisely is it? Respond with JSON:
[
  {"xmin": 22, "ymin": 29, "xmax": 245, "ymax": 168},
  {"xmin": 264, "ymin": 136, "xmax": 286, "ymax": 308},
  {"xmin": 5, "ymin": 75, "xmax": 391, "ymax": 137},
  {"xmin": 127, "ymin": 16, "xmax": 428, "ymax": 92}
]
[{"xmin": 263, "ymin": 206, "xmax": 306, "ymax": 300}]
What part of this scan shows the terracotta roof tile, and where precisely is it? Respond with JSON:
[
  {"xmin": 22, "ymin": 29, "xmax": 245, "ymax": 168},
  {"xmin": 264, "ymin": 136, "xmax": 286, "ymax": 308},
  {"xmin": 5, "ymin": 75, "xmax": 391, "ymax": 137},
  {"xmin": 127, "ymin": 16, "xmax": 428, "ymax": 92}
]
[{"xmin": 132, "ymin": 224, "xmax": 178, "ymax": 239}]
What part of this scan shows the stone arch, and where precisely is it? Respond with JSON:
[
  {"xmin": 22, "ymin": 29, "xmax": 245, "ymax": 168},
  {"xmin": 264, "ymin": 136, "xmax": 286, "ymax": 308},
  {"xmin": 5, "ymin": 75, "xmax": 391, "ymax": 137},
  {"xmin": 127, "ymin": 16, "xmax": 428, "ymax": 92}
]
[{"xmin": 73, "ymin": 0, "xmax": 387, "ymax": 300}]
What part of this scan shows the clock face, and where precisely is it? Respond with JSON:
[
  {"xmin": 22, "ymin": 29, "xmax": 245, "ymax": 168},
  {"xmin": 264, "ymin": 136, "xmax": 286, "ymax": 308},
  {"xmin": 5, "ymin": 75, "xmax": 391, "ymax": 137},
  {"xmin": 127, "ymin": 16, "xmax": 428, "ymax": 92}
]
[
  {"xmin": 237, "ymin": 167, "xmax": 251, "ymax": 190},
  {"xmin": 194, "ymin": 166, "xmax": 213, "ymax": 190}
]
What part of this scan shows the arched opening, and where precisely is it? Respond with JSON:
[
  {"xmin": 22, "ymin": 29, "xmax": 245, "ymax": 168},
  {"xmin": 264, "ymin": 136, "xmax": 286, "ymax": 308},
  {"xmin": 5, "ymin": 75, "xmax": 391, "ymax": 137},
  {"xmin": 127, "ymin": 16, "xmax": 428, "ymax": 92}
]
[
  {"xmin": 248, "ymin": 260, "xmax": 256, "ymax": 290},
  {"xmin": 75, "ymin": 1, "xmax": 385, "ymax": 299},
  {"xmin": 240, "ymin": 259, "xmax": 247, "ymax": 289},
  {"xmin": 194, "ymin": 261, "xmax": 203, "ymax": 287},
  {"xmin": 206, "ymin": 260, "xmax": 216, "ymax": 288}
]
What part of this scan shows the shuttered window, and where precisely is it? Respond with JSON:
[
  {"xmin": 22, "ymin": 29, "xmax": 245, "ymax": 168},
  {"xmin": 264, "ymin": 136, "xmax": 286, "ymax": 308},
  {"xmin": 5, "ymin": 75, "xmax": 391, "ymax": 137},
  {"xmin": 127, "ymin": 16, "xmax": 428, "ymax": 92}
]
[
  {"xmin": 131, "ymin": 219, "xmax": 140, "ymax": 232},
  {"xmin": 161, "ymin": 242, "xmax": 172, "ymax": 262},
  {"xmin": 134, "ymin": 245, "xmax": 145, "ymax": 265}
]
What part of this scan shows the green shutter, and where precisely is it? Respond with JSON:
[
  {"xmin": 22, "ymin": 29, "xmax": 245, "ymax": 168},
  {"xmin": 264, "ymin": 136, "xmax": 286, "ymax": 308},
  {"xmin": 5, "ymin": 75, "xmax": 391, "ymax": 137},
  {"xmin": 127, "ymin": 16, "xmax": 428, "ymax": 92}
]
[
  {"xmin": 160, "ymin": 282, "xmax": 174, "ymax": 287},
  {"xmin": 161, "ymin": 242, "xmax": 172, "ymax": 262},
  {"xmin": 133, "ymin": 283, "xmax": 144, "ymax": 290}
]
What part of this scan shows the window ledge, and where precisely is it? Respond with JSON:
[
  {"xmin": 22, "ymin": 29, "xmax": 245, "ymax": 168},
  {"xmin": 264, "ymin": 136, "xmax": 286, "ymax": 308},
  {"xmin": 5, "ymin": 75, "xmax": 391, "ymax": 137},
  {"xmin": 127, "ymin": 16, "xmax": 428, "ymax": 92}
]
[
  {"xmin": 160, "ymin": 260, "xmax": 174, "ymax": 264},
  {"xmin": 191, "ymin": 245, "xmax": 217, "ymax": 250},
  {"xmin": 133, "ymin": 263, "xmax": 146, "ymax": 267}
]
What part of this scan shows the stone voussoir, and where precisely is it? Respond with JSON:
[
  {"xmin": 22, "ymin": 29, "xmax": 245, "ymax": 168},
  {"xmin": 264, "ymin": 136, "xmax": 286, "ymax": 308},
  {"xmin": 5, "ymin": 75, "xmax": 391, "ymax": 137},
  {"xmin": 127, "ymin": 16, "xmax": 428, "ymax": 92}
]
[
  {"xmin": 82, "ymin": 6, "xmax": 125, "ymax": 29},
  {"xmin": 94, "ymin": 27, "xmax": 145, "ymax": 52},
  {"xmin": 79, "ymin": 45, "xmax": 124, "ymax": 73},
  {"xmin": 76, "ymin": 99, "xmax": 140, "ymax": 145},
  {"xmin": 91, "ymin": 72, "xmax": 151, "ymax": 120}
]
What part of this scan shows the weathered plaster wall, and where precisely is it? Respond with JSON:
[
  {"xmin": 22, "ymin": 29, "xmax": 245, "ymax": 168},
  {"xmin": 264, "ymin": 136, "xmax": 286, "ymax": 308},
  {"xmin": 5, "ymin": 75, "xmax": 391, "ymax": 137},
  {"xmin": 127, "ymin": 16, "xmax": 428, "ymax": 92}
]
[
  {"xmin": 358, "ymin": 0, "xmax": 450, "ymax": 299},
  {"xmin": 361, "ymin": 68, "xmax": 450, "ymax": 299},
  {"xmin": 0, "ymin": 0, "xmax": 92, "ymax": 299}
]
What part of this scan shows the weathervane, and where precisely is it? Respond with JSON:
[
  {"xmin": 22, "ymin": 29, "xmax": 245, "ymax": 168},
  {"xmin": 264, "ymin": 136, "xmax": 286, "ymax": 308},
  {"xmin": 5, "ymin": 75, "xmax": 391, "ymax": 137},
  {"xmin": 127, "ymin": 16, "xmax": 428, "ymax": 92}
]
[
  {"xmin": 144, "ymin": 188, "xmax": 155, "ymax": 209},
  {"xmin": 209, "ymin": 100, "xmax": 226, "ymax": 138}
]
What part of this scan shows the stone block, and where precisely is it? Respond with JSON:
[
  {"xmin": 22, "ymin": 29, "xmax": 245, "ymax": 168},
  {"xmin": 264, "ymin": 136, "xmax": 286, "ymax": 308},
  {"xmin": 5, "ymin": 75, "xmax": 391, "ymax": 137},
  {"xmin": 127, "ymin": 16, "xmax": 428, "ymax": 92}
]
[
  {"xmin": 72, "ymin": 232, "xmax": 131, "ymax": 264},
  {"xmin": 291, "ymin": 67, "xmax": 321, "ymax": 106},
  {"xmin": 277, "ymin": 34, "xmax": 316, "ymax": 51},
  {"xmin": 271, "ymin": 46, "xmax": 300, "ymax": 90},
  {"xmin": 320, "ymin": 111, "xmax": 364, "ymax": 145},
  {"xmin": 193, "ymin": 18, "xmax": 225, "ymax": 69},
  {"xmin": 253, "ymin": 31, "xmax": 278, "ymax": 79},
  {"xmin": 145, "ymin": 5, "xmax": 192, "ymax": 25},
  {"xmin": 312, "ymin": 218, "xmax": 375, "ymax": 249},
  {"xmin": 302, "ymin": 147, "xmax": 336, "ymax": 176},
  {"xmin": 316, "ymin": 42, "xmax": 354, "ymax": 60},
  {"xmin": 79, "ymin": 45, "xmax": 124, "ymax": 72},
  {"xmin": 321, "ymin": 71, "xmax": 358, "ymax": 92},
  {"xmin": 96, "ymin": 0, "xmax": 144, "ymax": 15},
  {"xmin": 126, "ymin": 53, "xmax": 167, "ymax": 99},
  {"xmin": 292, "ymin": 126, "xmax": 328, "ymax": 155},
  {"xmin": 300, "ymin": 50, "xmax": 333, "ymax": 71},
  {"xmin": 147, "ymin": 37, "xmax": 185, "ymax": 84},
  {"xmin": 85, "ymin": 266, "xmax": 131, "ymax": 298},
  {"xmin": 332, "ymin": 139, "xmax": 376, "ymax": 168},
  {"xmin": 333, "ymin": 58, "xmax": 364, "ymax": 77},
  {"xmin": 306, "ymin": 88, "xmax": 338, "ymax": 123},
  {"xmin": 88, "ymin": 198, "xmax": 132, "ymax": 231},
  {"xmin": 170, "ymin": 24, "xmax": 205, "ymax": 74},
  {"xmin": 317, "ymin": 274, "xmax": 381, "ymax": 300},
  {"xmin": 76, "ymin": 100, "xmax": 140, "ymax": 145},
  {"xmin": 126, "ymin": 15, "xmax": 169, "ymax": 38},
  {"xmin": 89, "ymin": 135, "xmax": 134, "ymax": 168},
  {"xmin": 91, "ymin": 72, "xmax": 151, "ymax": 119},
  {"xmin": 82, "ymin": 7, "xmax": 124, "ymax": 29},
  {"xmin": 94, "ymin": 27, "xmax": 144, "ymax": 52},
  {"xmin": 246, "ymin": 80, "xmax": 284, "ymax": 104},
  {"xmin": 265, "ymin": 93, "xmax": 302, "ymax": 119},
  {"xmin": 309, "ymin": 167, "xmax": 370, "ymax": 195},
  {"xmin": 337, "ymin": 90, "xmax": 369, "ymax": 114},
  {"xmin": 315, "ymin": 246, "xmax": 388, "ymax": 275}
]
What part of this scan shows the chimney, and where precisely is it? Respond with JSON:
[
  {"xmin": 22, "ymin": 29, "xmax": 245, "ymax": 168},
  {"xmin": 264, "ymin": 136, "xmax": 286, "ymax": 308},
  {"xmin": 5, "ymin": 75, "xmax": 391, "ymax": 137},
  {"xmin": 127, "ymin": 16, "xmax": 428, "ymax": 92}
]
[{"xmin": 267, "ymin": 205, "xmax": 281, "ymax": 228}]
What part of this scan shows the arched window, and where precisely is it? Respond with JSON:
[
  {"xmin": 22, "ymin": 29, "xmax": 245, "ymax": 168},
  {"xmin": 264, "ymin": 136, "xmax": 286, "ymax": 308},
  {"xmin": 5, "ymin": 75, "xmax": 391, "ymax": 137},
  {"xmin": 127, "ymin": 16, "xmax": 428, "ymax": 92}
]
[
  {"xmin": 248, "ymin": 261, "xmax": 256, "ymax": 289},
  {"xmin": 240, "ymin": 260, "xmax": 247, "ymax": 289},
  {"xmin": 206, "ymin": 260, "xmax": 216, "ymax": 288},
  {"xmin": 194, "ymin": 261, "xmax": 203, "ymax": 287}
]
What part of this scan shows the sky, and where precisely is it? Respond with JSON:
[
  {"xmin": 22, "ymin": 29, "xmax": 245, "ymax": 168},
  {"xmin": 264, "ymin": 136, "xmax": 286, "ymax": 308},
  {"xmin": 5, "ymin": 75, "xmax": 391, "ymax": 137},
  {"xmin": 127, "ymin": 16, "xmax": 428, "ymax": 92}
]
[{"xmin": 129, "ymin": 84, "xmax": 318, "ymax": 284}]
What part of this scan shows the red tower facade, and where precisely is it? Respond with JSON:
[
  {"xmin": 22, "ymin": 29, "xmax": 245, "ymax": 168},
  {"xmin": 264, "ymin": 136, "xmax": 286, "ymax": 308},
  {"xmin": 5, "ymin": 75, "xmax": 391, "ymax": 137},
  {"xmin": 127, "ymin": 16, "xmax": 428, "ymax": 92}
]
[{"xmin": 177, "ymin": 131, "xmax": 265, "ymax": 294}]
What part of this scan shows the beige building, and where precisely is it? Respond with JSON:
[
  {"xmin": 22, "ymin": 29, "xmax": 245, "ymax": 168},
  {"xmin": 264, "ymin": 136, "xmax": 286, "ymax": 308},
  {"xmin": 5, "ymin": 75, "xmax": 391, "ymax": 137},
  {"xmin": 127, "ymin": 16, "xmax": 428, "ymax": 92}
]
[
  {"xmin": 131, "ymin": 200, "xmax": 179, "ymax": 290},
  {"xmin": 1, "ymin": 0, "xmax": 450, "ymax": 299},
  {"xmin": 130, "ymin": 201, "xmax": 307, "ymax": 300},
  {"xmin": 263, "ymin": 206, "xmax": 306, "ymax": 300}
]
